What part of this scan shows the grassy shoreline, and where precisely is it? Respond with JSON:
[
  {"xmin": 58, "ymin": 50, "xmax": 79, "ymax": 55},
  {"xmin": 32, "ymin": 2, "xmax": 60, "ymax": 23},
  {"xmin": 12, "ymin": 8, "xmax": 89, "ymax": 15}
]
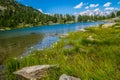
[
  {"xmin": 5, "ymin": 22, "xmax": 120, "ymax": 80},
  {"xmin": 0, "ymin": 20, "xmax": 105, "ymax": 31}
]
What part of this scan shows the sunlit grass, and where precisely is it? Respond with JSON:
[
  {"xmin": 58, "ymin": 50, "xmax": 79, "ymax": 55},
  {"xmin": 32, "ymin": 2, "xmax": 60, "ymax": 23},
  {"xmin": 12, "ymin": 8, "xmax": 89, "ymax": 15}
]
[{"xmin": 6, "ymin": 22, "xmax": 120, "ymax": 80}]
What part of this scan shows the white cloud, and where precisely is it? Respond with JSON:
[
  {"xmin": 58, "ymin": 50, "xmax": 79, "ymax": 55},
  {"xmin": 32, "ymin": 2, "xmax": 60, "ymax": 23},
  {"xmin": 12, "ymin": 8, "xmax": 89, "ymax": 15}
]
[
  {"xmin": 114, "ymin": 8, "xmax": 120, "ymax": 10},
  {"xmin": 74, "ymin": 2, "xmax": 83, "ymax": 9},
  {"xmin": 105, "ymin": 7, "xmax": 114, "ymax": 10},
  {"xmin": 118, "ymin": 1, "xmax": 120, "ymax": 4},
  {"xmin": 38, "ymin": 9, "xmax": 51, "ymax": 15},
  {"xmin": 85, "ymin": 6, "xmax": 89, "ymax": 9},
  {"xmin": 105, "ymin": 7, "xmax": 120, "ymax": 11},
  {"xmin": 38, "ymin": 8, "xmax": 43, "ymax": 13},
  {"xmin": 94, "ymin": 8, "xmax": 100, "ymax": 11},
  {"xmin": 104, "ymin": 2, "xmax": 112, "ymax": 7},
  {"xmin": 89, "ymin": 4, "xmax": 99, "ymax": 8}
]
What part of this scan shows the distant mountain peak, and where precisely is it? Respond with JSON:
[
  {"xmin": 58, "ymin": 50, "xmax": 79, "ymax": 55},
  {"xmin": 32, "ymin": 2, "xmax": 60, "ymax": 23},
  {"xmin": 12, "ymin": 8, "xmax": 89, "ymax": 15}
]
[{"xmin": 79, "ymin": 9, "xmax": 113, "ymax": 16}]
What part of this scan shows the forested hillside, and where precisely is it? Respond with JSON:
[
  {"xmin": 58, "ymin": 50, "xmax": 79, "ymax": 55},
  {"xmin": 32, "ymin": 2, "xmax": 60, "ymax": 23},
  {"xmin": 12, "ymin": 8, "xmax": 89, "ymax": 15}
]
[
  {"xmin": 0, "ymin": 0, "xmax": 55, "ymax": 29},
  {"xmin": 0, "ymin": 0, "xmax": 75, "ymax": 29},
  {"xmin": 0, "ymin": 0, "xmax": 120, "ymax": 30},
  {"xmin": 77, "ymin": 11, "xmax": 120, "ymax": 22}
]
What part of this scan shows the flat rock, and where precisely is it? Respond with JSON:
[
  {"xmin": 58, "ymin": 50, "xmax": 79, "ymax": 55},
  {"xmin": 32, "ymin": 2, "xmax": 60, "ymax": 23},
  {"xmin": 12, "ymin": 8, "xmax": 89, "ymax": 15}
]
[
  {"xmin": 59, "ymin": 74, "xmax": 81, "ymax": 80},
  {"xmin": 14, "ymin": 65, "xmax": 58, "ymax": 80}
]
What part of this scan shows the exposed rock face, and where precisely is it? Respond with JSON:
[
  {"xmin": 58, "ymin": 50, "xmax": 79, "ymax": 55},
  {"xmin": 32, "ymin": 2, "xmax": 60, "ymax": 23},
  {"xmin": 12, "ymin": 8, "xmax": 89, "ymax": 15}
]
[
  {"xmin": 59, "ymin": 74, "xmax": 81, "ymax": 80},
  {"xmin": 14, "ymin": 65, "xmax": 58, "ymax": 80}
]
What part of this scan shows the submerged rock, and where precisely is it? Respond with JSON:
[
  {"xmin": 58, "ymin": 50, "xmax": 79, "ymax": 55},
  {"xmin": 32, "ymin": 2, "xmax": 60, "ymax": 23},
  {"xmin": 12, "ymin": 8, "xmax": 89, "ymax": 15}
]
[
  {"xmin": 49, "ymin": 33, "xmax": 58, "ymax": 37},
  {"xmin": 59, "ymin": 74, "xmax": 81, "ymax": 80},
  {"xmin": 14, "ymin": 65, "xmax": 58, "ymax": 80},
  {"xmin": 60, "ymin": 34, "xmax": 69, "ymax": 38},
  {"xmin": 30, "ymin": 32, "xmax": 36, "ymax": 35},
  {"xmin": 0, "ymin": 65, "xmax": 6, "ymax": 80}
]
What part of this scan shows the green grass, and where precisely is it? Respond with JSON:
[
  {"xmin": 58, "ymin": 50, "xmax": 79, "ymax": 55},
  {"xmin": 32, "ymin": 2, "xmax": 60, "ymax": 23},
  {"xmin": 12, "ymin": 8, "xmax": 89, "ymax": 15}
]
[{"xmin": 5, "ymin": 22, "xmax": 120, "ymax": 80}]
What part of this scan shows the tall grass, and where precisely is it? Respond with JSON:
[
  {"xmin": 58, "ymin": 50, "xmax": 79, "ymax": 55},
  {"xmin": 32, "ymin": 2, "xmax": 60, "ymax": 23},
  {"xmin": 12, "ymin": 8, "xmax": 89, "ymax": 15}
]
[{"xmin": 5, "ymin": 23, "xmax": 120, "ymax": 80}]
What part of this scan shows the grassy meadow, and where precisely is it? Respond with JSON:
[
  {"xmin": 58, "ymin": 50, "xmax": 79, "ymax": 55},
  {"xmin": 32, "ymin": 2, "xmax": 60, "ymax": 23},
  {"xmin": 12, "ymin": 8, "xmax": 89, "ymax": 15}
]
[{"xmin": 5, "ymin": 22, "xmax": 120, "ymax": 80}]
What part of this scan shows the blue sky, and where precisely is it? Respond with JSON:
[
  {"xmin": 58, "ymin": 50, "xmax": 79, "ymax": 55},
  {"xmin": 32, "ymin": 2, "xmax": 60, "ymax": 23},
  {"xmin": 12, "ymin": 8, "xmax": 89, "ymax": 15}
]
[{"xmin": 16, "ymin": 0, "xmax": 120, "ymax": 14}]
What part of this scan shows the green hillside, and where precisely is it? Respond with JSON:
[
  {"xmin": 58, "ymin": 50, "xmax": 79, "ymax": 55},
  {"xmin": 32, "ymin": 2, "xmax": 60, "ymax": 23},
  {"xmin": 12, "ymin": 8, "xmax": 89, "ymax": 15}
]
[
  {"xmin": 0, "ymin": 0, "xmax": 120, "ymax": 30},
  {"xmin": 0, "ymin": 0, "xmax": 76, "ymax": 30},
  {"xmin": 0, "ymin": 0, "xmax": 49, "ymax": 29}
]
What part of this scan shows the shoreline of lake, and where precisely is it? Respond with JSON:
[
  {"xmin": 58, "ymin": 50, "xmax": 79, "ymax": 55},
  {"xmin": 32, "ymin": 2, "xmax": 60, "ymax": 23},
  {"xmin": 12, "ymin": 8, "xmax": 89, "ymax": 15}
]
[
  {"xmin": 0, "ymin": 21, "xmax": 106, "ymax": 32},
  {"xmin": 4, "ymin": 21, "xmax": 120, "ymax": 80},
  {"xmin": 0, "ymin": 22, "xmax": 105, "ymax": 65}
]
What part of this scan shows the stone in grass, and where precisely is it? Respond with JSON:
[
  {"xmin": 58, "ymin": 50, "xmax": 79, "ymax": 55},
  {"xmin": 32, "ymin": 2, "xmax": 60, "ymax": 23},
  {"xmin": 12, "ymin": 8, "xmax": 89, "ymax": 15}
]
[
  {"xmin": 60, "ymin": 34, "xmax": 69, "ymax": 38},
  {"xmin": 14, "ymin": 65, "xmax": 58, "ymax": 80},
  {"xmin": 64, "ymin": 45, "xmax": 74, "ymax": 50},
  {"xmin": 59, "ymin": 74, "xmax": 81, "ymax": 80},
  {"xmin": 78, "ymin": 28, "xmax": 86, "ymax": 32},
  {"xmin": 87, "ymin": 36, "xmax": 94, "ymax": 41}
]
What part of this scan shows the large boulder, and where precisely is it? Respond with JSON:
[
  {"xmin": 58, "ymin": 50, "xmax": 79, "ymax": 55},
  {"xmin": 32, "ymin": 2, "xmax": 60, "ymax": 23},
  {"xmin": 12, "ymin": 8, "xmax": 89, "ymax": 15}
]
[
  {"xmin": 59, "ymin": 74, "xmax": 81, "ymax": 80},
  {"xmin": 14, "ymin": 65, "xmax": 58, "ymax": 80}
]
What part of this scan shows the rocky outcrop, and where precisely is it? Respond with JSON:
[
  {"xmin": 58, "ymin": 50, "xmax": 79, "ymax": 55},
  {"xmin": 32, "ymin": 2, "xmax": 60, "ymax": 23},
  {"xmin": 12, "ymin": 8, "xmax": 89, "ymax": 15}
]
[
  {"xmin": 14, "ymin": 65, "xmax": 58, "ymax": 80},
  {"xmin": 59, "ymin": 74, "xmax": 81, "ymax": 80},
  {"xmin": 14, "ymin": 65, "xmax": 81, "ymax": 80}
]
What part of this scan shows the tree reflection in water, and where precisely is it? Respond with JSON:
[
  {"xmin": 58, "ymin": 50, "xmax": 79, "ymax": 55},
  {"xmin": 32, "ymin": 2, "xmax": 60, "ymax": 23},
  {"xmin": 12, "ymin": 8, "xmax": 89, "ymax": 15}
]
[{"xmin": 0, "ymin": 33, "xmax": 44, "ymax": 64}]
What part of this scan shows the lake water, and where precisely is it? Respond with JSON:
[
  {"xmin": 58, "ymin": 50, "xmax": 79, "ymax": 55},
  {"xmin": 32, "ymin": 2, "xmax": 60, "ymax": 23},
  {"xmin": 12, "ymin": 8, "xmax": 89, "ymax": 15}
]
[{"xmin": 0, "ymin": 22, "xmax": 104, "ymax": 64}]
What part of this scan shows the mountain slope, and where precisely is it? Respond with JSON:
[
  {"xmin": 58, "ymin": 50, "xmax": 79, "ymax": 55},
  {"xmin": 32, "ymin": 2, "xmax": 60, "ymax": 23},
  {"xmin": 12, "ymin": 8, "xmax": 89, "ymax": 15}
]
[
  {"xmin": 79, "ymin": 8, "xmax": 111, "ymax": 16},
  {"xmin": 0, "ymin": 0, "xmax": 53, "ymax": 29}
]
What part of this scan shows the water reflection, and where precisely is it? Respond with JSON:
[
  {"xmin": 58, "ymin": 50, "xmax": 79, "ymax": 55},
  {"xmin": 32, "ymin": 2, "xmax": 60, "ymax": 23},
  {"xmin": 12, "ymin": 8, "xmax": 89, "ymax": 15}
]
[
  {"xmin": 0, "ymin": 34, "xmax": 44, "ymax": 64},
  {"xmin": 0, "ymin": 22, "xmax": 105, "ymax": 64}
]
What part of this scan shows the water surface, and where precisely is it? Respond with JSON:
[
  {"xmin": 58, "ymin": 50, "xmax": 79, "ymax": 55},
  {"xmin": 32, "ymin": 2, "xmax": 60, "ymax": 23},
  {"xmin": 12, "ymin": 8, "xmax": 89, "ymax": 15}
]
[{"xmin": 0, "ymin": 22, "xmax": 104, "ymax": 64}]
